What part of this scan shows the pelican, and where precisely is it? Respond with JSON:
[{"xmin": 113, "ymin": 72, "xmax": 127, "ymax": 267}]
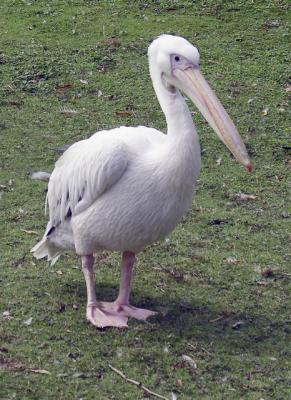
[{"xmin": 31, "ymin": 35, "xmax": 251, "ymax": 328}]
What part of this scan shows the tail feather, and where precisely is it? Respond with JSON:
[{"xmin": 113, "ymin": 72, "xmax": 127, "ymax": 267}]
[{"xmin": 31, "ymin": 237, "xmax": 62, "ymax": 265}]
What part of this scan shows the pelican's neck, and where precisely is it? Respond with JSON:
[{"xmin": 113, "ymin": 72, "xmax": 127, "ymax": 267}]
[
  {"xmin": 149, "ymin": 64, "xmax": 201, "ymax": 182},
  {"xmin": 148, "ymin": 59, "xmax": 201, "ymax": 190},
  {"xmin": 150, "ymin": 68, "xmax": 199, "ymax": 149}
]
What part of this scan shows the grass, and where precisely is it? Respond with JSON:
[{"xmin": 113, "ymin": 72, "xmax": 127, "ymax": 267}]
[{"xmin": 0, "ymin": 0, "xmax": 290, "ymax": 399}]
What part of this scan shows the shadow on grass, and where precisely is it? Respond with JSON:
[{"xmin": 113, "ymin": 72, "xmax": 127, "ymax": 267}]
[{"xmin": 60, "ymin": 280, "xmax": 289, "ymax": 355}]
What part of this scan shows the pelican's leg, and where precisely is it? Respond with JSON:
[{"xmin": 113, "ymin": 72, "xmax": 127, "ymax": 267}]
[
  {"xmin": 100, "ymin": 251, "xmax": 157, "ymax": 321},
  {"xmin": 81, "ymin": 254, "xmax": 128, "ymax": 328}
]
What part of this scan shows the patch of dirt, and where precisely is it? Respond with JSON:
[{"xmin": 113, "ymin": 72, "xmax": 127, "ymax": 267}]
[{"xmin": 0, "ymin": 355, "xmax": 27, "ymax": 372}]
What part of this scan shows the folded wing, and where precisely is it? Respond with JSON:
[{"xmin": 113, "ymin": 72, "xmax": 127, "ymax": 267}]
[{"xmin": 47, "ymin": 133, "xmax": 130, "ymax": 228}]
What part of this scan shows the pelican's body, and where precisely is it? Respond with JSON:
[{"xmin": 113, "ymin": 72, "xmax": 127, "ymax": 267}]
[
  {"xmin": 50, "ymin": 124, "xmax": 200, "ymax": 256},
  {"xmin": 32, "ymin": 35, "xmax": 251, "ymax": 328}
]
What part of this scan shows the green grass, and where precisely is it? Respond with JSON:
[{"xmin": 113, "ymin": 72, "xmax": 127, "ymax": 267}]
[{"xmin": 0, "ymin": 1, "xmax": 290, "ymax": 399}]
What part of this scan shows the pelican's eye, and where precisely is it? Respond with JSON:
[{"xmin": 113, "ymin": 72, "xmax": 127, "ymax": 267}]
[{"xmin": 170, "ymin": 54, "xmax": 193, "ymax": 71}]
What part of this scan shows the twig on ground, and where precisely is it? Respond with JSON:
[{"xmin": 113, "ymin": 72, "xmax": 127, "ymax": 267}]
[
  {"xmin": 108, "ymin": 364, "xmax": 169, "ymax": 400},
  {"xmin": 209, "ymin": 316, "xmax": 223, "ymax": 323}
]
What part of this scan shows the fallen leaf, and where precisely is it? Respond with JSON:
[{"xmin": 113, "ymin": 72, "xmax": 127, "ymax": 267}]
[
  {"xmin": 59, "ymin": 106, "xmax": 79, "ymax": 115},
  {"xmin": 20, "ymin": 229, "xmax": 38, "ymax": 235},
  {"xmin": 163, "ymin": 346, "xmax": 169, "ymax": 354},
  {"xmin": 262, "ymin": 20, "xmax": 280, "ymax": 29},
  {"xmin": 116, "ymin": 348, "xmax": 123, "ymax": 358},
  {"xmin": 262, "ymin": 267, "xmax": 274, "ymax": 278},
  {"xmin": 8, "ymin": 101, "xmax": 23, "ymax": 109},
  {"xmin": 281, "ymin": 211, "xmax": 290, "ymax": 218},
  {"xmin": 233, "ymin": 192, "xmax": 257, "ymax": 202},
  {"xmin": 3, "ymin": 311, "xmax": 10, "ymax": 317},
  {"xmin": 257, "ymin": 280, "xmax": 272, "ymax": 286},
  {"xmin": 89, "ymin": 89, "xmax": 102, "ymax": 97},
  {"xmin": 176, "ymin": 379, "xmax": 183, "ymax": 388},
  {"xmin": 38, "ymin": 342, "xmax": 48, "ymax": 349},
  {"xmin": 73, "ymin": 372, "xmax": 87, "ymax": 378},
  {"xmin": 98, "ymin": 38, "xmax": 121, "ymax": 47},
  {"xmin": 232, "ymin": 321, "xmax": 244, "ymax": 330},
  {"xmin": 181, "ymin": 355, "xmax": 197, "ymax": 369},
  {"xmin": 30, "ymin": 369, "xmax": 51, "ymax": 375},
  {"xmin": 56, "ymin": 270, "xmax": 63, "ymax": 275},
  {"xmin": 218, "ymin": 376, "xmax": 228, "ymax": 384},
  {"xmin": 80, "ymin": 79, "xmax": 88, "ymax": 85},
  {"xmin": 23, "ymin": 317, "xmax": 33, "ymax": 326},
  {"xmin": 105, "ymin": 94, "xmax": 117, "ymax": 101},
  {"xmin": 56, "ymin": 82, "xmax": 74, "ymax": 91},
  {"xmin": 115, "ymin": 111, "xmax": 133, "ymax": 117},
  {"xmin": 226, "ymin": 256, "xmax": 239, "ymax": 265},
  {"xmin": 168, "ymin": 269, "xmax": 184, "ymax": 281},
  {"xmin": 262, "ymin": 107, "xmax": 269, "ymax": 116},
  {"xmin": 30, "ymin": 171, "xmax": 51, "ymax": 181}
]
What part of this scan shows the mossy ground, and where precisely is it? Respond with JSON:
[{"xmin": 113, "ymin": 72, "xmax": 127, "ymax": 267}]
[{"xmin": 0, "ymin": 1, "xmax": 290, "ymax": 399}]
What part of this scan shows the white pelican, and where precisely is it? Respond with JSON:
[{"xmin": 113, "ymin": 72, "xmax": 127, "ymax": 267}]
[{"xmin": 31, "ymin": 35, "xmax": 251, "ymax": 328}]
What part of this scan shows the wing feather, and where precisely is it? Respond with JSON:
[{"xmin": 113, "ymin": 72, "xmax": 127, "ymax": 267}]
[{"xmin": 47, "ymin": 133, "xmax": 129, "ymax": 227}]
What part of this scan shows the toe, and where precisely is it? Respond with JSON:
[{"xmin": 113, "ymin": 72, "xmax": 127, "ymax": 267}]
[
  {"xmin": 122, "ymin": 306, "xmax": 157, "ymax": 321},
  {"xmin": 86, "ymin": 306, "xmax": 128, "ymax": 328}
]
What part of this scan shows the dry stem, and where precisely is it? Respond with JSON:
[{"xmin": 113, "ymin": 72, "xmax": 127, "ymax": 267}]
[{"xmin": 109, "ymin": 364, "xmax": 169, "ymax": 400}]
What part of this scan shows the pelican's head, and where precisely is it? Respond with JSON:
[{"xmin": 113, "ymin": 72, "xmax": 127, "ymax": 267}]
[{"xmin": 148, "ymin": 35, "xmax": 252, "ymax": 172}]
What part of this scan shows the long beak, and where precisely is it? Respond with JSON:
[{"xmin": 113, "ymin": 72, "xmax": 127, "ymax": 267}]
[{"xmin": 173, "ymin": 67, "xmax": 252, "ymax": 172}]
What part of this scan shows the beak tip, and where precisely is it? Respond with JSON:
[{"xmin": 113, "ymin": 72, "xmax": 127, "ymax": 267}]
[{"xmin": 245, "ymin": 163, "xmax": 253, "ymax": 173}]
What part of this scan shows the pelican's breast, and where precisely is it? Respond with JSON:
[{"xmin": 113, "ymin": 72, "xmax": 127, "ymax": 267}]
[{"xmin": 72, "ymin": 143, "xmax": 200, "ymax": 254}]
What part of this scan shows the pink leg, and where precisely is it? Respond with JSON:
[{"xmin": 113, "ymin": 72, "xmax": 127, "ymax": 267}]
[
  {"xmin": 100, "ymin": 251, "xmax": 157, "ymax": 321},
  {"xmin": 81, "ymin": 255, "xmax": 128, "ymax": 328},
  {"xmin": 116, "ymin": 251, "xmax": 135, "ymax": 304}
]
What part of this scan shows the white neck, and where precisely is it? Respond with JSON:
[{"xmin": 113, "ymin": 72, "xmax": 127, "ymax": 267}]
[{"xmin": 150, "ymin": 63, "xmax": 200, "ymax": 159}]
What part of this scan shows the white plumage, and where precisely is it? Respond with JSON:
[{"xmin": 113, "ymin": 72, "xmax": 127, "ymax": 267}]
[{"xmin": 32, "ymin": 35, "xmax": 251, "ymax": 328}]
